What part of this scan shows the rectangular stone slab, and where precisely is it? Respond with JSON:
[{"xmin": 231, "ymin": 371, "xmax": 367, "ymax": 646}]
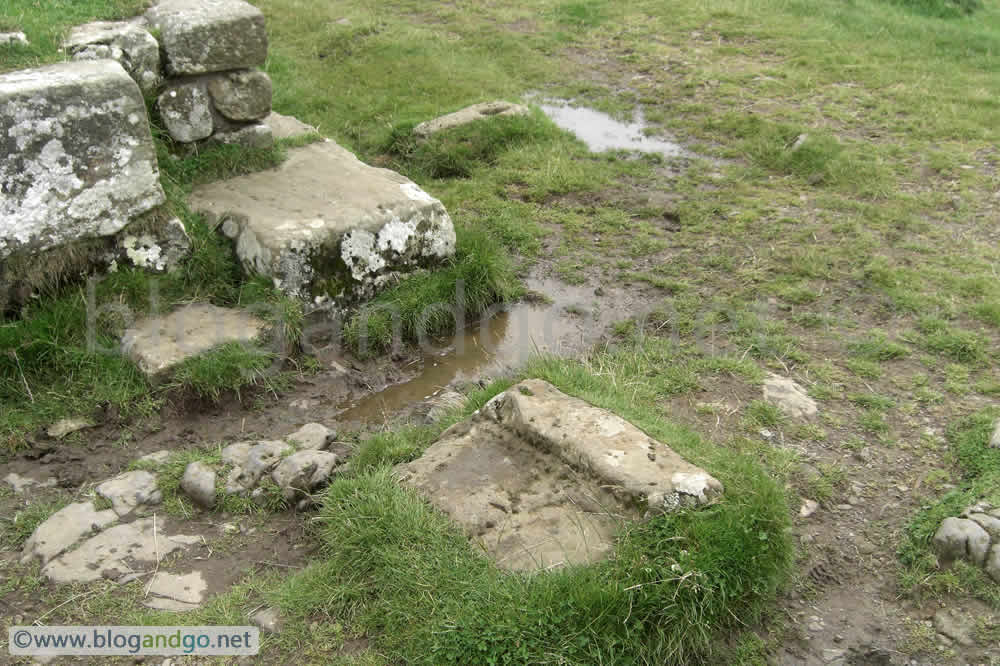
[
  {"xmin": 0, "ymin": 60, "xmax": 164, "ymax": 260},
  {"xmin": 397, "ymin": 379, "xmax": 723, "ymax": 571},
  {"xmin": 145, "ymin": 0, "xmax": 267, "ymax": 75},
  {"xmin": 188, "ymin": 140, "xmax": 456, "ymax": 301}
]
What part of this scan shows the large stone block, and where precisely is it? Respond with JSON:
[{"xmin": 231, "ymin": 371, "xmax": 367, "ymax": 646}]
[
  {"xmin": 0, "ymin": 60, "xmax": 165, "ymax": 260},
  {"xmin": 207, "ymin": 69, "xmax": 272, "ymax": 121},
  {"xmin": 157, "ymin": 80, "xmax": 214, "ymax": 142},
  {"xmin": 396, "ymin": 379, "xmax": 722, "ymax": 570},
  {"xmin": 189, "ymin": 140, "xmax": 456, "ymax": 302},
  {"xmin": 63, "ymin": 20, "xmax": 162, "ymax": 93},
  {"xmin": 146, "ymin": 0, "xmax": 268, "ymax": 75}
]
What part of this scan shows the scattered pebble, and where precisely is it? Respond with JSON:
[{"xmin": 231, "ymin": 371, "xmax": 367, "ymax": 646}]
[{"xmin": 799, "ymin": 499, "xmax": 819, "ymax": 518}]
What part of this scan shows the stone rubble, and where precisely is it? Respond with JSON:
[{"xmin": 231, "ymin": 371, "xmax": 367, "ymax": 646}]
[{"xmin": 933, "ymin": 504, "xmax": 1000, "ymax": 583}]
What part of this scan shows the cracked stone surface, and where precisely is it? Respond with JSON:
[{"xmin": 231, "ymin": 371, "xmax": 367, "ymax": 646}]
[
  {"xmin": 96, "ymin": 470, "xmax": 162, "ymax": 517},
  {"xmin": 189, "ymin": 140, "xmax": 456, "ymax": 302},
  {"xmin": 121, "ymin": 303, "xmax": 268, "ymax": 376},
  {"xmin": 397, "ymin": 379, "xmax": 722, "ymax": 571},
  {"xmin": 142, "ymin": 571, "xmax": 208, "ymax": 611},
  {"xmin": 21, "ymin": 502, "xmax": 118, "ymax": 565},
  {"xmin": 42, "ymin": 519, "xmax": 198, "ymax": 584}
]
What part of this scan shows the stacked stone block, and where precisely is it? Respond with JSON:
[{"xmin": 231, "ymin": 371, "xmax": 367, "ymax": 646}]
[{"xmin": 64, "ymin": 0, "xmax": 274, "ymax": 150}]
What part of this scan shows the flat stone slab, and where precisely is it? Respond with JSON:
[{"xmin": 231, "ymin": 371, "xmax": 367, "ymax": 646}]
[
  {"xmin": 21, "ymin": 501, "xmax": 118, "ymax": 565},
  {"xmin": 146, "ymin": 0, "xmax": 267, "ymax": 75},
  {"xmin": 763, "ymin": 373, "xmax": 818, "ymax": 419},
  {"xmin": 397, "ymin": 379, "xmax": 722, "ymax": 571},
  {"xmin": 414, "ymin": 101, "xmax": 530, "ymax": 137},
  {"xmin": 142, "ymin": 571, "xmax": 208, "ymax": 611},
  {"xmin": 121, "ymin": 303, "xmax": 268, "ymax": 376},
  {"xmin": 189, "ymin": 140, "xmax": 456, "ymax": 301},
  {"xmin": 96, "ymin": 470, "xmax": 162, "ymax": 516},
  {"xmin": 0, "ymin": 60, "xmax": 164, "ymax": 260},
  {"xmin": 42, "ymin": 519, "xmax": 197, "ymax": 584}
]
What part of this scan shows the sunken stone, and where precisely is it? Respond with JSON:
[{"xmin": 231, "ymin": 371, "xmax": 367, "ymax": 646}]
[
  {"xmin": 271, "ymin": 450, "xmax": 338, "ymax": 501},
  {"xmin": 121, "ymin": 303, "xmax": 268, "ymax": 376},
  {"xmin": 21, "ymin": 501, "xmax": 118, "ymax": 565},
  {"xmin": 413, "ymin": 101, "xmax": 530, "ymax": 137},
  {"xmin": 146, "ymin": 0, "xmax": 267, "ymax": 75},
  {"xmin": 143, "ymin": 571, "xmax": 208, "ymax": 611},
  {"xmin": 190, "ymin": 140, "xmax": 456, "ymax": 301},
  {"xmin": 63, "ymin": 21, "xmax": 161, "ymax": 93},
  {"xmin": 0, "ymin": 60, "xmax": 164, "ymax": 260},
  {"xmin": 397, "ymin": 379, "xmax": 722, "ymax": 571},
  {"xmin": 763, "ymin": 373, "xmax": 818, "ymax": 419}
]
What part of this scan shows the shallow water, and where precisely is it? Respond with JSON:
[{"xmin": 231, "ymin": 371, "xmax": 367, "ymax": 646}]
[
  {"xmin": 335, "ymin": 278, "xmax": 641, "ymax": 423},
  {"xmin": 538, "ymin": 101, "xmax": 687, "ymax": 157}
]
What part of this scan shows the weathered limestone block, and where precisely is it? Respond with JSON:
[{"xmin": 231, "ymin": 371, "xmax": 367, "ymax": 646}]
[
  {"xmin": 397, "ymin": 379, "xmax": 722, "ymax": 571},
  {"xmin": 158, "ymin": 80, "xmax": 214, "ymax": 142},
  {"xmin": 63, "ymin": 21, "xmax": 161, "ymax": 93},
  {"xmin": 0, "ymin": 60, "xmax": 164, "ymax": 260},
  {"xmin": 414, "ymin": 101, "xmax": 530, "ymax": 137},
  {"xmin": 189, "ymin": 140, "xmax": 456, "ymax": 301},
  {"xmin": 146, "ymin": 0, "xmax": 267, "ymax": 75},
  {"xmin": 207, "ymin": 69, "xmax": 272, "ymax": 121},
  {"xmin": 121, "ymin": 303, "xmax": 268, "ymax": 376}
]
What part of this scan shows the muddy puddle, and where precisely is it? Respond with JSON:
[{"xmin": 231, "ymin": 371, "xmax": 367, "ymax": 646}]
[
  {"xmin": 336, "ymin": 278, "xmax": 640, "ymax": 423},
  {"xmin": 538, "ymin": 100, "xmax": 688, "ymax": 157}
]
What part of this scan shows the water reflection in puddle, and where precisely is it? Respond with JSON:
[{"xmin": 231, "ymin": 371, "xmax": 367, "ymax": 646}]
[
  {"xmin": 538, "ymin": 101, "xmax": 687, "ymax": 157},
  {"xmin": 336, "ymin": 279, "xmax": 640, "ymax": 423}
]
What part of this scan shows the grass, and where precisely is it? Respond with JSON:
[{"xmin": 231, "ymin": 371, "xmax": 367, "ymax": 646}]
[
  {"xmin": 279, "ymin": 346, "xmax": 793, "ymax": 664},
  {"xmin": 899, "ymin": 408, "xmax": 1000, "ymax": 608},
  {"xmin": 0, "ymin": 497, "xmax": 69, "ymax": 550}
]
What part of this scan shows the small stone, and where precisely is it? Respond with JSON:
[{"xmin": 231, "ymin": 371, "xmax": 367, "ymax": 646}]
[
  {"xmin": 207, "ymin": 123, "xmax": 273, "ymax": 149},
  {"xmin": 933, "ymin": 517, "xmax": 991, "ymax": 566},
  {"xmin": 285, "ymin": 423, "xmax": 335, "ymax": 450},
  {"xmin": 760, "ymin": 428, "xmax": 774, "ymax": 440},
  {"xmin": 835, "ymin": 504, "xmax": 853, "ymax": 511},
  {"xmin": 986, "ymin": 543, "xmax": 1000, "ymax": 583},
  {"xmin": 3, "ymin": 472, "xmax": 55, "ymax": 493},
  {"xmin": 799, "ymin": 499, "xmax": 819, "ymax": 518},
  {"xmin": 221, "ymin": 441, "xmax": 253, "ymax": 467},
  {"xmin": 237, "ymin": 441, "xmax": 294, "ymax": 488},
  {"xmin": 137, "ymin": 450, "xmax": 171, "ymax": 465},
  {"xmin": 46, "ymin": 418, "xmax": 94, "ymax": 439},
  {"xmin": 413, "ymin": 101, "xmax": 531, "ymax": 137},
  {"xmin": 96, "ymin": 470, "xmax": 162, "ymax": 517},
  {"xmin": 763, "ymin": 373, "xmax": 818, "ymax": 419},
  {"xmin": 854, "ymin": 447, "xmax": 873, "ymax": 463},
  {"xmin": 0, "ymin": 31, "xmax": 29, "ymax": 46},
  {"xmin": 271, "ymin": 450, "xmax": 338, "ymax": 501},
  {"xmin": 180, "ymin": 462, "xmax": 217, "ymax": 509},
  {"xmin": 990, "ymin": 420, "xmax": 1000, "ymax": 448},
  {"xmin": 822, "ymin": 648, "xmax": 847, "ymax": 663},
  {"xmin": 807, "ymin": 621, "xmax": 824, "ymax": 633},
  {"xmin": 933, "ymin": 608, "xmax": 976, "ymax": 647},
  {"xmin": 264, "ymin": 111, "xmax": 318, "ymax": 141},
  {"xmin": 251, "ymin": 607, "xmax": 282, "ymax": 634}
]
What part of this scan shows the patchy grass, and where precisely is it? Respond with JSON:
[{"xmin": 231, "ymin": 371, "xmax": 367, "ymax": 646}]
[
  {"xmin": 899, "ymin": 408, "xmax": 1000, "ymax": 608},
  {"xmin": 0, "ymin": 497, "xmax": 69, "ymax": 550}
]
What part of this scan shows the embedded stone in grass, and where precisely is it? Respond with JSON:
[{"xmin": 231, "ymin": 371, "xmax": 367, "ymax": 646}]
[
  {"xmin": 251, "ymin": 607, "xmax": 282, "ymax": 634},
  {"xmin": 46, "ymin": 417, "xmax": 94, "ymax": 439},
  {"xmin": 763, "ymin": 373, "xmax": 818, "ymax": 419},
  {"xmin": 3, "ymin": 472, "xmax": 56, "ymax": 494},
  {"xmin": 264, "ymin": 111, "xmax": 318, "ymax": 140},
  {"xmin": 189, "ymin": 140, "xmax": 456, "ymax": 301},
  {"xmin": 0, "ymin": 32, "xmax": 28, "ymax": 46},
  {"xmin": 41, "ymin": 519, "xmax": 198, "ymax": 584},
  {"xmin": 145, "ymin": 0, "xmax": 267, "ymax": 75},
  {"xmin": 121, "ymin": 303, "xmax": 268, "ymax": 376},
  {"xmin": 396, "ymin": 379, "xmax": 722, "ymax": 571},
  {"xmin": 933, "ymin": 517, "xmax": 991, "ymax": 566},
  {"xmin": 0, "ymin": 60, "xmax": 165, "ymax": 261},
  {"xmin": 987, "ymin": 544, "xmax": 1000, "ymax": 583},
  {"xmin": 63, "ymin": 20, "xmax": 161, "ymax": 93},
  {"xmin": 990, "ymin": 419, "xmax": 1000, "ymax": 449},
  {"xmin": 21, "ymin": 501, "xmax": 118, "ymax": 565},
  {"xmin": 181, "ymin": 461, "xmax": 217, "ymax": 509},
  {"xmin": 137, "ymin": 450, "xmax": 171, "ymax": 465},
  {"xmin": 142, "ymin": 571, "xmax": 208, "ymax": 611},
  {"xmin": 413, "ymin": 101, "xmax": 531, "ymax": 137},
  {"xmin": 96, "ymin": 470, "xmax": 162, "ymax": 517},
  {"xmin": 113, "ymin": 216, "xmax": 191, "ymax": 273}
]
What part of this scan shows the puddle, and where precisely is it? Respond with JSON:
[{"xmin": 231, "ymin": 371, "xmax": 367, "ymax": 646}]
[
  {"xmin": 336, "ymin": 278, "xmax": 640, "ymax": 423},
  {"xmin": 538, "ymin": 100, "xmax": 688, "ymax": 157}
]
